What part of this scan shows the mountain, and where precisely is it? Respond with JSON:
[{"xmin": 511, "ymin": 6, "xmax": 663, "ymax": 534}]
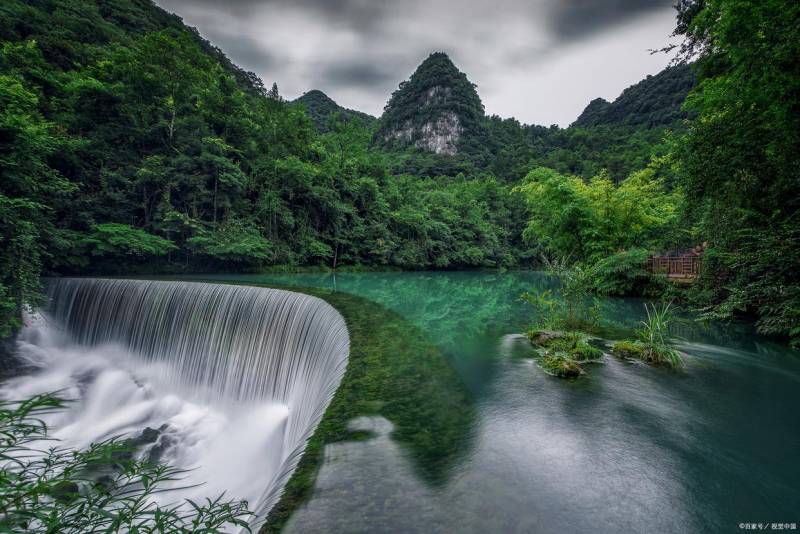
[
  {"xmin": 0, "ymin": 0, "xmax": 270, "ymax": 98},
  {"xmin": 572, "ymin": 64, "xmax": 695, "ymax": 128},
  {"xmin": 375, "ymin": 52, "xmax": 486, "ymax": 155},
  {"xmin": 292, "ymin": 90, "xmax": 376, "ymax": 132}
]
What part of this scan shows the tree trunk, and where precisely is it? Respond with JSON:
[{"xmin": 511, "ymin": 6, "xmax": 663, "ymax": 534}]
[
  {"xmin": 213, "ymin": 177, "xmax": 218, "ymax": 227},
  {"xmin": 332, "ymin": 243, "xmax": 339, "ymax": 270}
]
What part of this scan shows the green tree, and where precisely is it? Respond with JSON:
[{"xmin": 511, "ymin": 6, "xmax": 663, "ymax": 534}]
[
  {"xmin": 673, "ymin": 0, "xmax": 800, "ymax": 343},
  {"xmin": 513, "ymin": 162, "xmax": 682, "ymax": 262},
  {"xmin": 0, "ymin": 71, "xmax": 75, "ymax": 336}
]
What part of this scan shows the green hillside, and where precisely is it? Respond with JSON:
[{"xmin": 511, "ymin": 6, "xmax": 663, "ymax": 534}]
[
  {"xmin": 292, "ymin": 89, "xmax": 376, "ymax": 133},
  {"xmin": 573, "ymin": 64, "xmax": 695, "ymax": 128}
]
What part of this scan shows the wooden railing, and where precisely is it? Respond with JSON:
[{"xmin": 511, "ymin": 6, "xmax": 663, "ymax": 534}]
[{"xmin": 647, "ymin": 254, "xmax": 701, "ymax": 280}]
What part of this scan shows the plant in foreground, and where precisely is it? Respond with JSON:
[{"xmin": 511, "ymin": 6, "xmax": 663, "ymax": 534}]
[
  {"xmin": 527, "ymin": 330, "xmax": 603, "ymax": 378},
  {"xmin": 522, "ymin": 258, "xmax": 602, "ymax": 334},
  {"xmin": 612, "ymin": 301, "xmax": 682, "ymax": 369},
  {"xmin": 0, "ymin": 394, "xmax": 253, "ymax": 533}
]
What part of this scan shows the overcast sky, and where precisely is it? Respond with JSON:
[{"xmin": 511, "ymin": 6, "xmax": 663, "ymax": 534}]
[{"xmin": 155, "ymin": 0, "xmax": 678, "ymax": 127}]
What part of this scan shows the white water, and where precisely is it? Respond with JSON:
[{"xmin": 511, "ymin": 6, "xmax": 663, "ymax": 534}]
[{"xmin": 1, "ymin": 279, "xmax": 349, "ymax": 527}]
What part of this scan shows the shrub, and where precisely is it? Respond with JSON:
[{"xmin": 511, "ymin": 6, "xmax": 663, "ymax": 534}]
[
  {"xmin": 636, "ymin": 301, "xmax": 683, "ymax": 368},
  {"xmin": 522, "ymin": 259, "xmax": 602, "ymax": 332},
  {"xmin": 590, "ymin": 248, "xmax": 668, "ymax": 297},
  {"xmin": 570, "ymin": 341, "xmax": 603, "ymax": 362}
]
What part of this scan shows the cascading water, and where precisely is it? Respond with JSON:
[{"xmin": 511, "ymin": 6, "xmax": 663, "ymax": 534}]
[{"xmin": 1, "ymin": 278, "xmax": 349, "ymax": 527}]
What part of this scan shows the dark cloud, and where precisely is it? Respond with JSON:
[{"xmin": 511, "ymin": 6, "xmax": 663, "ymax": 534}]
[
  {"xmin": 202, "ymin": 31, "xmax": 282, "ymax": 75},
  {"xmin": 316, "ymin": 61, "xmax": 398, "ymax": 89},
  {"xmin": 154, "ymin": 0, "xmax": 678, "ymax": 125},
  {"xmin": 547, "ymin": 0, "xmax": 671, "ymax": 40},
  {"xmin": 160, "ymin": 0, "xmax": 393, "ymax": 32}
]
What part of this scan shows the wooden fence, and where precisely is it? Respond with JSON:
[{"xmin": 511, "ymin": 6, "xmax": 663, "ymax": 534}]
[{"xmin": 647, "ymin": 254, "xmax": 702, "ymax": 280}]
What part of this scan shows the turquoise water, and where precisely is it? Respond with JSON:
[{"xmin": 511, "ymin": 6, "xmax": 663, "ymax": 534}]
[{"xmin": 188, "ymin": 271, "xmax": 800, "ymax": 533}]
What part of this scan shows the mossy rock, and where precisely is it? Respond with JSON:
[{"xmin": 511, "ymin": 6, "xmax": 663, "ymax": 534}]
[
  {"xmin": 639, "ymin": 345, "xmax": 683, "ymax": 369},
  {"xmin": 539, "ymin": 354, "xmax": 583, "ymax": 378},
  {"xmin": 526, "ymin": 330, "xmax": 563, "ymax": 346},
  {"xmin": 570, "ymin": 341, "xmax": 603, "ymax": 362},
  {"xmin": 612, "ymin": 340, "xmax": 682, "ymax": 368},
  {"xmin": 611, "ymin": 340, "xmax": 645, "ymax": 359}
]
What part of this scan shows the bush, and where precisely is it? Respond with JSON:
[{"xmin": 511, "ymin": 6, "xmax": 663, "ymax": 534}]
[
  {"xmin": 590, "ymin": 248, "xmax": 667, "ymax": 297},
  {"xmin": 527, "ymin": 330, "xmax": 602, "ymax": 376},
  {"xmin": 570, "ymin": 341, "xmax": 603, "ymax": 362},
  {"xmin": 636, "ymin": 301, "xmax": 683, "ymax": 368},
  {"xmin": 522, "ymin": 259, "xmax": 602, "ymax": 333}
]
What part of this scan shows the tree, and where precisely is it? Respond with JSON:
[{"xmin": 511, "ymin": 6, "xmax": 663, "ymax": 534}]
[
  {"xmin": 673, "ymin": 0, "xmax": 800, "ymax": 343},
  {"xmin": 0, "ymin": 69, "xmax": 75, "ymax": 336},
  {"xmin": 267, "ymin": 82, "xmax": 281, "ymax": 101},
  {"xmin": 84, "ymin": 223, "xmax": 177, "ymax": 258},
  {"xmin": 513, "ymin": 162, "xmax": 683, "ymax": 262}
]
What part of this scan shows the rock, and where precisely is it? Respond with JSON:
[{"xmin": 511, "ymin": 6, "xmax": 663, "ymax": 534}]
[
  {"xmin": 527, "ymin": 330, "xmax": 563, "ymax": 346},
  {"xmin": 611, "ymin": 340, "xmax": 645, "ymax": 359}
]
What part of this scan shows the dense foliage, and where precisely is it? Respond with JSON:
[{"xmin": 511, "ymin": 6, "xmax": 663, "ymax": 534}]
[
  {"xmin": 572, "ymin": 65, "xmax": 695, "ymax": 128},
  {"xmin": 673, "ymin": 0, "xmax": 800, "ymax": 343},
  {"xmin": 0, "ymin": 0, "xmax": 526, "ymax": 333},
  {"xmin": 513, "ymin": 161, "xmax": 683, "ymax": 263}
]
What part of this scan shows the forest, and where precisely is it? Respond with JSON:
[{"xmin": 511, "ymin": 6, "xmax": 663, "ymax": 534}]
[{"xmin": 1, "ymin": 0, "xmax": 798, "ymax": 345}]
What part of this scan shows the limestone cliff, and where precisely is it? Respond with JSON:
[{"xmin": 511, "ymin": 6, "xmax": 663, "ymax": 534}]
[{"xmin": 375, "ymin": 53, "xmax": 485, "ymax": 155}]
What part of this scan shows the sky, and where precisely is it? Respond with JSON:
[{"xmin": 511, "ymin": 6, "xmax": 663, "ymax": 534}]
[{"xmin": 155, "ymin": 0, "xmax": 679, "ymax": 127}]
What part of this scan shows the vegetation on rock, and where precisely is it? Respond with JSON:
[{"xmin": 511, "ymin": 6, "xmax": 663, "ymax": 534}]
[
  {"xmin": 539, "ymin": 354, "xmax": 583, "ymax": 378},
  {"xmin": 611, "ymin": 340, "xmax": 646, "ymax": 359},
  {"xmin": 527, "ymin": 330, "xmax": 602, "ymax": 377}
]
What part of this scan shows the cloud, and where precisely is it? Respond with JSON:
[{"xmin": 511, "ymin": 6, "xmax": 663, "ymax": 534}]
[
  {"xmin": 546, "ymin": 0, "xmax": 670, "ymax": 41},
  {"xmin": 316, "ymin": 61, "xmax": 398, "ymax": 89},
  {"xmin": 155, "ymin": 0, "xmax": 677, "ymax": 126}
]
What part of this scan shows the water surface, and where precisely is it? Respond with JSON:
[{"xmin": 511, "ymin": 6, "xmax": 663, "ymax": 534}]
[{"xmin": 192, "ymin": 271, "xmax": 800, "ymax": 533}]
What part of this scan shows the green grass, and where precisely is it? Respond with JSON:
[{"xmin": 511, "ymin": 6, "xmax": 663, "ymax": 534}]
[
  {"xmin": 636, "ymin": 302, "xmax": 683, "ymax": 368},
  {"xmin": 610, "ymin": 302, "xmax": 683, "ymax": 368},
  {"xmin": 611, "ymin": 340, "xmax": 645, "ymax": 359}
]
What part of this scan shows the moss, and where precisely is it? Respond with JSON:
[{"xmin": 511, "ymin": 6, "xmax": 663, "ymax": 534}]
[
  {"xmin": 611, "ymin": 340, "xmax": 645, "ymax": 359},
  {"xmin": 539, "ymin": 354, "xmax": 583, "ymax": 378},
  {"xmin": 570, "ymin": 341, "xmax": 603, "ymax": 362},
  {"xmin": 612, "ymin": 339, "xmax": 683, "ymax": 368},
  {"xmin": 529, "ymin": 331, "xmax": 601, "ymax": 361},
  {"xmin": 526, "ymin": 329, "xmax": 561, "ymax": 346},
  {"xmin": 639, "ymin": 345, "xmax": 683, "ymax": 369}
]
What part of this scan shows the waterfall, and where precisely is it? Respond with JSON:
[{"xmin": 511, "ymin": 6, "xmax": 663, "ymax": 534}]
[{"xmin": 5, "ymin": 278, "xmax": 349, "ymax": 527}]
